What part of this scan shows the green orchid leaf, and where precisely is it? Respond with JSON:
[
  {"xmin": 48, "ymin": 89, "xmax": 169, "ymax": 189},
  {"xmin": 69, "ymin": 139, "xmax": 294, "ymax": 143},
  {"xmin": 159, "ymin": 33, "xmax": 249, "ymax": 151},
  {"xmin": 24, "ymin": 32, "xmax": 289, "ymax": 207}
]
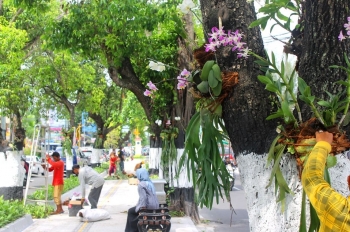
[
  {"xmin": 267, "ymin": 144, "xmax": 286, "ymax": 187},
  {"xmin": 265, "ymin": 83, "xmax": 279, "ymax": 93},
  {"xmin": 281, "ymin": 100, "xmax": 295, "ymax": 123},
  {"xmin": 317, "ymin": 100, "xmax": 331, "ymax": 108},
  {"xmin": 341, "ymin": 112, "xmax": 350, "ymax": 126},
  {"xmin": 266, "ymin": 110, "xmax": 284, "ymax": 120},
  {"xmin": 298, "ymin": 77, "xmax": 308, "ymax": 94},
  {"xmin": 212, "ymin": 82, "xmax": 222, "ymax": 96},
  {"xmin": 326, "ymin": 155, "xmax": 337, "ymax": 168},
  {"xmin": 271, "ymin": 52, "xmax": 276, "ymax": 66},
  {"xmin": 249, "ymin": 16, "xmax": 270, "ymax": 29},
  {"xmin": 258, "ymin": 75, "xmax": 273, "ymax": 85},
  {"xmin": 277, "ymin": 10, "xmax": 289, "ymax": 21},
  {"xmin": 308, "ymin": 203, "xmax": 320, "ymax": 232},
  {"xmin": 208, "ymin": 72, "xmax": 219, "ymax": 88},
  {"xmin": 344, "ymin": 52, "xmax": 350, "ymax": 68},
  {"xmin": 299, "ymin": 190, "xmax": 307, "ymax": 232},
  {"xmin": 336, "ymin": 80, "xmax": 350, "ymax": 87},
  {"xmin": 197, "ymin": 81, "xmax": 209, "ymax": 94},
  {"xmin": 267, "ymin": 134, "xmax": 282, "ymax": 166}
]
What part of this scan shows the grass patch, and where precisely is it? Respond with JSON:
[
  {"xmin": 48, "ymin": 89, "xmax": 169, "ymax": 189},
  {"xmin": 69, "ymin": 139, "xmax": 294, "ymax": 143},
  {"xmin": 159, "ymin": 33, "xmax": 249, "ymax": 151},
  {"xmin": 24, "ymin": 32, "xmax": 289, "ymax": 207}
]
[
  {"xmin": 169, "ymin": 210, "xmax": 185, "ymax": 217},
  {"xmin": 93, "ymin": 166, "xmax": 106, "ymax": 174},
  {"xmin": 100, "ymin": 162, "xmax": 109, "ymax": 170}
]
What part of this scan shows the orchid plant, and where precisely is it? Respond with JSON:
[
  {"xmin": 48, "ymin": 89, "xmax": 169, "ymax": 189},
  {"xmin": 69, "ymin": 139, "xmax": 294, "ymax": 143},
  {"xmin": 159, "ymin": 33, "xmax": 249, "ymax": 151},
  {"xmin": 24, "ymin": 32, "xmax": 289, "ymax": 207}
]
[
  {"xmin": 144, "ymin": 9, "xmax": 249, "ymax": 209},
  {"xmin": 248, "ymin": 11, "xmax": 350, "ymax": 230}
]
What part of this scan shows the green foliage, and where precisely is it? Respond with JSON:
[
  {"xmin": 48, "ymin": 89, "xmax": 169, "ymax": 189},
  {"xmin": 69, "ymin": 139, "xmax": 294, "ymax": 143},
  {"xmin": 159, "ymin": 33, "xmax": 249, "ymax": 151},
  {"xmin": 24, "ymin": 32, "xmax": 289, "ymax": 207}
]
[
  {"xmin": 62, "ymin": 137, "xmax": 73, "ymax": 157},
  {"xmin": 150, "ymin": 174, "xmax": 159, "ymax": 179},
  {"xmin": 93, "ymin": 136, "xmax": 103, "ymax": 149},
  {"xmin": 44, "ymin": 0, "xmax": 183, "ymax": 124},
  {"xmin": 0, "ymin": 197, "xmax": 25, "ymax": 228},
  {"xmin": 93, "ymin": 166, "xmax": 105, "ymax": 174},
  {"xmin": 179, "ymin": 110, "xmax": 230, "ymax": 209},
  {"xmin": 24, "ymin": 204, "xmax": 54, "ymax": 219},
  {"xmin": 169, "ymin": 210, "xmax": 185, "ymax": 217},
  {"xmin": 249, "ymin": 0, "xmax": 299, "ymax": 33},
  {"xmin": 29, "ymin": 176, "xmax": 79, "ymax": 200},
  {"xmin": 253, "ymin": 51, "xmax": 300, "ymax": 126},
  {"xmin": 100, "ymin": 162, "xmax": 109, "ymax": 170}
]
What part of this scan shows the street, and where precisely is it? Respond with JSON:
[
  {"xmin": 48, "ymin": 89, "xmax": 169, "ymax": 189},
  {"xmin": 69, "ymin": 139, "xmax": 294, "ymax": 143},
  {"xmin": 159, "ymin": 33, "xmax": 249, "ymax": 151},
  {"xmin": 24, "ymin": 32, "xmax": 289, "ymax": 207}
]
[{"xmin": 24, "ymin": 173, "xmax": 53, "ymax": 196}]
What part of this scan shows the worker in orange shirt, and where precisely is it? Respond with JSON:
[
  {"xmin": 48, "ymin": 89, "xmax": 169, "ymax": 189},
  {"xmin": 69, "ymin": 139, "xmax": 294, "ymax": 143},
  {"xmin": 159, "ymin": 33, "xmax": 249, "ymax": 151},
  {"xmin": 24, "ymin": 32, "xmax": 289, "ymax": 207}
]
[{"xmin": 46, "ymin": 152, "xmax": 65, "ymax": 214}]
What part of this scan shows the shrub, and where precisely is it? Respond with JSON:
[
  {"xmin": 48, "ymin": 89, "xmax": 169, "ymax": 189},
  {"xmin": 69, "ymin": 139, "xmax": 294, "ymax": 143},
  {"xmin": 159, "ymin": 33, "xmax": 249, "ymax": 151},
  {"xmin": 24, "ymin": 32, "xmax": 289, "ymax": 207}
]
[
  {"xmin": 29, "ymin": 175, "xmax": 80, "ymax": 200},
  {"xmin": 24, "ymin": 204, "xmax": 54, "ymax": 218},
  {"xmin": 0, "ymin": 197, "xmax": 25, "ymax": 228},
  {"xmin": 93, "ymin": 166, "xmax": 105, "ymax": 174},
  {"xmin": 100, "ymin": 162, "xmax": 109, "ymax": 170}
]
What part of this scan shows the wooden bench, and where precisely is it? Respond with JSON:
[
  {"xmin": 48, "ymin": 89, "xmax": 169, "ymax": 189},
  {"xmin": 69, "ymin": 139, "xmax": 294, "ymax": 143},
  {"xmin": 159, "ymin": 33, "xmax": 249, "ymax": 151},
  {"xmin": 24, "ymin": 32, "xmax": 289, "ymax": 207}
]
[{"xmin": 137, "ymin": 204, "xmax": 171, "ymax": 232}]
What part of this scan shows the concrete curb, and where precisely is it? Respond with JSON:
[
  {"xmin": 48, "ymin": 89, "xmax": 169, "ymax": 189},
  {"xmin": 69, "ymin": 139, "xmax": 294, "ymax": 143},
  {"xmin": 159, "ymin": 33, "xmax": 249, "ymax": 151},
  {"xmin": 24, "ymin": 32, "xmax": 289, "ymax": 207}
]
[{"xmin": 0, "ymin": 214, "xmax": 33, "ymax": 232}]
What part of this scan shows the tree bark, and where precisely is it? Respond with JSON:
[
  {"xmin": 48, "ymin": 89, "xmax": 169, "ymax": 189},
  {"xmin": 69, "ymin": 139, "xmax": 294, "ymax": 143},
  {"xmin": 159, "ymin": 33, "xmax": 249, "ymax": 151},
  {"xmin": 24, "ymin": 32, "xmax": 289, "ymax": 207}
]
[
  {"xmin": 298, "ymin": 0, "xmax": 350, "ymax": 126},
  {"xmin": 168, "ymin": 12, "xmax": 199, "ymax": 222},
  {"xmin": 199, "ymin": 0, "xmax": 350, "ymax": 231},
  {"xmin": 199, "ymin": 0, "xmax": 276, "ymax": 154}
]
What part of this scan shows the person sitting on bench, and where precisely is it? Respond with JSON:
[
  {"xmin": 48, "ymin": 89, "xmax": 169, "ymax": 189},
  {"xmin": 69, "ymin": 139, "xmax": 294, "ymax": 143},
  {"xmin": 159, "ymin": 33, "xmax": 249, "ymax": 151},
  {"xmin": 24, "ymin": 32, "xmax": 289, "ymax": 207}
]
[{"xmin": 124, "ymin": 168, "xmax": 159, "ymax": 232}]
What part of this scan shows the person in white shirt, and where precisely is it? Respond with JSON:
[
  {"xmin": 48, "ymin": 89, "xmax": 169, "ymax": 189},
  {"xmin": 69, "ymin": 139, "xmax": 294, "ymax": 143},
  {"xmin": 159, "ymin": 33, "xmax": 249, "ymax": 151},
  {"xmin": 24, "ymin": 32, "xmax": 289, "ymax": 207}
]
[{"xmin": 72, "ymin": 165, "xmax": 105, "ymax": 209}]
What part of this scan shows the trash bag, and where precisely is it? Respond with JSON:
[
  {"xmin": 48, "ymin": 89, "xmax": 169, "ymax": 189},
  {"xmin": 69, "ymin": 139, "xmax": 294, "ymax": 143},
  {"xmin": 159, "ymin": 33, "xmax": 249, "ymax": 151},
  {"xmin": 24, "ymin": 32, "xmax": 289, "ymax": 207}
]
[{"xmin": 77, "ymin": 208, "xmax": 111, "ymax": 222}]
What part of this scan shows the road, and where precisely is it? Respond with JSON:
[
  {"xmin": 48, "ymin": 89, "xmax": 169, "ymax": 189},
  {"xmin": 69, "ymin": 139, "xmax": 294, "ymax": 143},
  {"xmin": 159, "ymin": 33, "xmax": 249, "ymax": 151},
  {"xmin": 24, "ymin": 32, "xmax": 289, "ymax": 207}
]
[
  {"xmin": 196, "ymin": 170, "xmax": 250, "ymax": 232},
  {"xmin": 23, "ymin": 172, "xmax": 53, "ymax": 196}
]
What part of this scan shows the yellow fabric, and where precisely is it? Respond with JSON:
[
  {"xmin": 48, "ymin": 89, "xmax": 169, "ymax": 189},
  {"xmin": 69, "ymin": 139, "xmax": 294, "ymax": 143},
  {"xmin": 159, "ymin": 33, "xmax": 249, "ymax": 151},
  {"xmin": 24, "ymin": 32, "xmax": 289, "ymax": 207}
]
[
  {"xmin": 53, "ymin": 185, "xmax": 64, "ymax": 205},
  {"xmin": 302, "ymin": 141, "xmax": 350, "ymax": 232}
]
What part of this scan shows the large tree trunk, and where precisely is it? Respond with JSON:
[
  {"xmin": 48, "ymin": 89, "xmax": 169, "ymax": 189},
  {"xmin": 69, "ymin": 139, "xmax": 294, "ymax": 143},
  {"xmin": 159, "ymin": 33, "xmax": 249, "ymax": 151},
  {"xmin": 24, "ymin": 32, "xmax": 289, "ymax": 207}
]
[
  {"xmin": 165, "ymin": 12, "xmax": 199, "ymax": 223},
  {"xmin": 0, "ymin": 151, "xmax": 25, "ymax": 200},
  {"xmin": 199, "ymin": 0, "xmax": 350, "ymax": 231},
  {"xmin": 298, "ymin": 0, "xmax": 350, "ymax": 124}
]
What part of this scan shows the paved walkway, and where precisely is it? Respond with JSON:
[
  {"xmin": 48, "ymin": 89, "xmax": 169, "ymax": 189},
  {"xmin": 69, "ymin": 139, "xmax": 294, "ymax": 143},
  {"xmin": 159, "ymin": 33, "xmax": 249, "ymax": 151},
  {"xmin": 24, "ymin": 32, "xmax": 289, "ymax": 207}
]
[{"xmin": 24, "ymin": 177, "xmax": 198, "ymax": 232}]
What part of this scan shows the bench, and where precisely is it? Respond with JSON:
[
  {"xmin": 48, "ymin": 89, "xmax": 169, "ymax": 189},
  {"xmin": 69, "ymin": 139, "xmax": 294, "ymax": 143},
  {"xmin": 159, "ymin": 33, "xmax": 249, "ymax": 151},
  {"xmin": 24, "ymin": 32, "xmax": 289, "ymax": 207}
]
[{"xmin": 137, "ymin": 204, "xmax": 171, "ymax": 232}]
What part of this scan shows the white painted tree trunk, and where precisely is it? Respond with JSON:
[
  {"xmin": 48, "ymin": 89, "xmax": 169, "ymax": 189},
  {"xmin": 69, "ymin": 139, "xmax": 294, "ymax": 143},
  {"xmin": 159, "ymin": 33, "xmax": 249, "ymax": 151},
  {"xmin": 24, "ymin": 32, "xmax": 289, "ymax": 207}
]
[
  {"xmin": 0, "ymin": 150, "xmax": 25, "ymax": 200},
  {"xmin": 169, "ymin": 148, "xmax": 192, "ymax": 188},
  {"xmin": 65, "ymin": 150, "xmax": 73, "ymax": 172},
  {"xmin": 91, "ymin": 148, "xmax": 102, "ymax": 166},
  {"xmin": 237, "ymin": 153, "xmax": 350, "ymax": 232},
  {"xmin": 148, "ymin": 147, "xmax": 162, "ymax": 177}
]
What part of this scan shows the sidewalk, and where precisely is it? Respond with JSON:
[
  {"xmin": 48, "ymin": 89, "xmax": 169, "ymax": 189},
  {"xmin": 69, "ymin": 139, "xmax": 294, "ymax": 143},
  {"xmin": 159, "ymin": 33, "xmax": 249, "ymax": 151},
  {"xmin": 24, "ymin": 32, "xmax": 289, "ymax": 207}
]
[{"xmin": 23, "ymin": 179, "xmax": 198, "ymax": 232}]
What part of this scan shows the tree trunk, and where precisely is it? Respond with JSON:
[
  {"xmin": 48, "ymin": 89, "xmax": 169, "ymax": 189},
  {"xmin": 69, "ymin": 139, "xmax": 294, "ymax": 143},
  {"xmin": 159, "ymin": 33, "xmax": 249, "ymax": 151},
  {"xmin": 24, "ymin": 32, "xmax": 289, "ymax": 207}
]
[
  {"xmin": 298, "ymin": 0, "xmax": 350, "ymax": 125},
  {"xmin": 200, "ymin": 0, "xmax": 277, "ymax": 154},
  {"xmin": 69, "ymin": 108, "xmax": 75, "ymax": 128},
  {"xmin": 199, "ymin": 0, "xmax": 350, "ymax": 231},
  {"xmin": 0, "ymin": 151, "xmax": 25, "ymax": 200}
]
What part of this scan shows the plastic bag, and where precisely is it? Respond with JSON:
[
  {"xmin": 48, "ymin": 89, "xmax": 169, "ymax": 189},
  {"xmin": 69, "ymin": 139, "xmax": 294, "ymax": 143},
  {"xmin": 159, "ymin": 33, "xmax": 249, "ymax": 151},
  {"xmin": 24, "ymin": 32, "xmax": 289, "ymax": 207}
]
[{"xmin": 77, "ymin": 208, "xmax": 111, "ymax": 222}]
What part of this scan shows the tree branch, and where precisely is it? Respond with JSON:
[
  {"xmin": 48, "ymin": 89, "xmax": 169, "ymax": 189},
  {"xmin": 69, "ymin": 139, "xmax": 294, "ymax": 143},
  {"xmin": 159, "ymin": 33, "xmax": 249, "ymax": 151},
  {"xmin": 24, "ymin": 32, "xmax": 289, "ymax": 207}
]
[{"xmin": 9, "ymin": 8, "xmax": 24, "ymax": 23}]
